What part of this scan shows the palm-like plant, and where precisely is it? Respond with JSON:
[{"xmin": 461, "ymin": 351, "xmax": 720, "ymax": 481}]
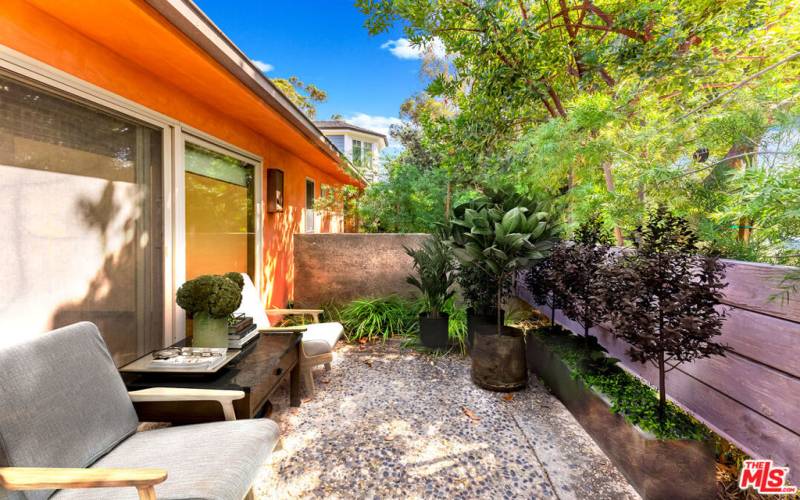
[
  {"xmin": 449, "ymin": 192, "xmax": 559, "ymax": 335},
  {"xmin": 405, "ymin": 235, "xmax": 456, "ymax": 319}
]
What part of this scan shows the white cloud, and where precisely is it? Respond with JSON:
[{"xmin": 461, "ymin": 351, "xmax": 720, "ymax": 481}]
[
  {"xmin": 345, "ymin": 113, "xmax": 404, "ymax": 147},
  {"xmin": 252, "ymin": 60, "xmax": 274, "ymax": 73},
  {"xmin": 380, "ymin": 37, "xmax": 446, "ymax": 60}
]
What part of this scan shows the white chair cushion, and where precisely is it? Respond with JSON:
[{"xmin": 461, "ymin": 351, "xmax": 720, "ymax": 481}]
[
  {"xmin": 234, "ymin": 273, "xmax": 270, "ymax": 330},
  {"xmin": 302, "ymin": 322, "xmax": 344, "ymax": 357}
]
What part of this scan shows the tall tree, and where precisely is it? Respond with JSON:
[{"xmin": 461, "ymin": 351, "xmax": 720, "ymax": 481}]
[
  {"xmin": 357, "ymin": 0, "xmax": 800, "ymax": 250},
  {"xmin": 272, "ymin": 76, "xmax": 327, "ymax": 118}
]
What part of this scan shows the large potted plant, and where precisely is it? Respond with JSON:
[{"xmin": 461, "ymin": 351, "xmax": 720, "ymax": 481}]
[
  {"xmin": 405, "ymin": 234, "xmax": 456, "ymax": 349},
  {"xmin": 177, "ymin": 272, "xmax": 244, "ymax": 348},
  {"xmin": 456, "ymin": 263, "xmax": 504, "ymax": 352},
  {"xmin": 449, "ymin": 191, "xmax": 558, "ymax": 391}
]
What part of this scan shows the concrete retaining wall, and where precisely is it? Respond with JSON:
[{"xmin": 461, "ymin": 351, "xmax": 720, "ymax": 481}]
[{"xmin": 292, "ymin": 233, "xmax": 429, "ymax": 307}]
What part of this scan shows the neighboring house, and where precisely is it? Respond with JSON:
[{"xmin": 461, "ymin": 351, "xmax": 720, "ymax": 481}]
[
  {"xmin": 0, "ymin": 0, "xmax": 364, "ymax": 365},
  {"xmin": 316, "ymin": 120, "xmax": 388, "ymax": 180}
]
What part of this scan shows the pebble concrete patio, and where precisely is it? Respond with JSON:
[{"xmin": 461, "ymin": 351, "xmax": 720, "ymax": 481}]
[{"xmin": 254, "ymin": 340, "xmax": 639, "ymax": 499}]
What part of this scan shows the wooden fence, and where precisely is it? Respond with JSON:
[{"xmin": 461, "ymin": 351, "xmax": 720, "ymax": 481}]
[{"xmin": 517, "ymin": 259, "xmax": 800, "ymax": 476}]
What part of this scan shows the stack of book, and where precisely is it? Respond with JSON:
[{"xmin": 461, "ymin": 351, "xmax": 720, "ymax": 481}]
[
  {"xmin": 228, "ymin": 315, "xmax": 258, "ymax": 349},
  {"xmin": 149, "ymin": 347, "xmax": 228, "ymax": 372}
]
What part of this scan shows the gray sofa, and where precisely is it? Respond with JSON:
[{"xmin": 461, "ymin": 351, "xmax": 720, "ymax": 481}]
[{"xmin": 0, "ymin": 322, "xmax": 279, "ymax": 500}]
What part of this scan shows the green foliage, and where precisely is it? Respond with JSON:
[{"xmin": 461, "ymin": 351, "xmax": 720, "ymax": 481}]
[
  {"xmin": 176, "ymin": 274, "xmax": 243, "ymax": 319},
  {"xmin": 449, "ymin": 189, "xmax": 560, "ymax": 331},
  {"xmin": 445, "ymin": 299, "xmax": 468, "ymax": 354},
  {"xmin": 272, "ymin": 76, "xmax": 327, "ymax": 119},
  {"xmin": 405, "ymin": 235, "xmax": 456, "ymax": 317},
  {"xmin": 223, "ymin": 272, "xmax": 244, "ymax": 291},
  {"xmin": 357, "ymin": 160, "xmax": 448, "ymax": 233},
  {"xmin": 339, "ymin": 296, "xmax": 418, "ymax": 342},
  {"xmin": 532, "ymin": 326, "xmax": 710, "ymax": 441},
  {"xmin": 355, "ymin": 0, "xmax": 800, "ymax": 267},
  {"xmin": 456, "ymin": 263, "xmax": 502, "ymax": 317}
]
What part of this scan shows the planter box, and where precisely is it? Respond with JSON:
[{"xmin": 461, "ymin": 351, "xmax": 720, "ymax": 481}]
[{"xmin": 526, "ymin": 332, "xmax": 716, "ymax": 500}]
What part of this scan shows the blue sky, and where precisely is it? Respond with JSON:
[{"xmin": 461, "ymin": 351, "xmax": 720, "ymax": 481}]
[{"xmin": 194, "ymin": 0, "xmax": 426, "ymax": 137}]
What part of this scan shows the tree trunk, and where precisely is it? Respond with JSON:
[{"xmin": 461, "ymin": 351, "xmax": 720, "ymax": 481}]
[
  {"xmin": 658, "ymin": 350, "xmax": 666, "ymax": 426},
  {"xmin": 601, "ymin": 162, "xmax": 625, "ymax": 246},
  {"xmin": 444, "ymin": 180, "xmax": 452, "ymax": 218}
]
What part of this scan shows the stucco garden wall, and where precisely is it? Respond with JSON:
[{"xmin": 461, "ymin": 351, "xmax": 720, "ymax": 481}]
[{"xmin": 292, "ymin": 233, "xmax": 429, "ymax": 307}]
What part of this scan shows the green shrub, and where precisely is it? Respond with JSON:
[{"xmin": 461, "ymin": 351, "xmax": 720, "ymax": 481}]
[
  {"xmin": 176, "ymin": 274, "xmax": 243, "ymax": 319},
  {"xmin": 340, "ymin": 296, "xmax": 418, "ymax": 342},
  {"xmin": 532, "ymin": 326, "xmax": 710, "ymax": 441}
]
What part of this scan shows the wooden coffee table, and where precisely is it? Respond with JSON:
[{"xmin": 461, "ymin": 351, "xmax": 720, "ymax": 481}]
[{"xmin": 122, "ymin": 331, "xmax": 302, "ymax": 424}]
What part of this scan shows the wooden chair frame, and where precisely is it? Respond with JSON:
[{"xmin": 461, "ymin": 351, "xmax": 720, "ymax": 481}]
[
  {"xmin": 0, "ymin": 388, "xmax": 257, "ymax": 500},
  {"xmin": 262, "ymin": 309, "xmax": 334, "ymax": 396}
]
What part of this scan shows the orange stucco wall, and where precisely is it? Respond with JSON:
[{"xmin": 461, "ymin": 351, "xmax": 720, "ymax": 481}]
[{"xmin": 0, "ymin": 0, "xmax": 356, "ymax": 308}]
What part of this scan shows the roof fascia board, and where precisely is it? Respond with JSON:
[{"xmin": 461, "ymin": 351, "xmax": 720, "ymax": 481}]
[{"xmin": 143, "ymin": 0, "xmax": 350, "ymax": 169}]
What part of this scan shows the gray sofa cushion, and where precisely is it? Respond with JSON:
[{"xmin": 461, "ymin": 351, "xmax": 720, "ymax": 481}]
[
  {"xmin": 0, "ymin": 322, "xmax": 139, "ymax": 500},
  {"xmin": 51, "ymin": 419, "xmax": 280, "ymax": 500}
]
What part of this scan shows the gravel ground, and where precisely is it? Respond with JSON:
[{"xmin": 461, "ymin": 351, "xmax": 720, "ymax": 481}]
[{"xmin": 254, "ymin": 339, "xmax": 639, "ymax": 500}]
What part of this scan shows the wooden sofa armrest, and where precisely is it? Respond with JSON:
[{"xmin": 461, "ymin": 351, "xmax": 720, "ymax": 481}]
[
  {"xmin": 128, "ymin": 388, "xmax": 244, "ymax": 421},
  {"xmin": 0, "ymin": 467, "xmax": 166, "ymax": 499},
  {"xmin": 267, "ymin": 309, "xmax": 323, "ymax": 323},
  {"xmin": 258, "ymin": 325, "xmax": 308, "ymax": 333}
]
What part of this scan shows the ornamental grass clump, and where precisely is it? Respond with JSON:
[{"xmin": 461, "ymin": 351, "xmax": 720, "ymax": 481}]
[{"xmin": 339, "ymin": 296, "xmax": 418, "ymax": 342}]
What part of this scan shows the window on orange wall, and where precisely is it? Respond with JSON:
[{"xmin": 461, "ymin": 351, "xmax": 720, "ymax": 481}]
[
  {"xmin": 304, "ymin": 178, "xmax": 316, "ymax": 233},
  {"xmin": 185, "ymin": 143, "xmax": 255, "ymax": 281}
]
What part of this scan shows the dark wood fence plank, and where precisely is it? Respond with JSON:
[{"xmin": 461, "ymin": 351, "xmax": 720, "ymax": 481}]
[
  {"xmin": 677, "ymin": 353, "xmax": 800, "ymax": 431},
  {"xmin": 722, "ymin": 260, "xmax": 800, "ymax": 322},
  {"xmin": 718, "ymin": 307, "xmax": 800, "ymax": 378},
  {"xmin": 521, "ymin": 297, "xmax": 800, "ymax": 476}
]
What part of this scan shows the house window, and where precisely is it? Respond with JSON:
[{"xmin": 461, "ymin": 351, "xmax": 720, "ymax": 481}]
[
  {"xmin": 305, "ymin": 178, "xmax": 316, "ymax": 233},
  {"xmin": 185, "ymin": 142, "xmax": 255, "ymax": 281},
  {"xmin": 352, "ymin": 139, "xmax": 362, "ymax": 165},
  {"xmin": 351, "ymin": 139, "xmax": 373, "ymax": 168},
  {"xmin": 0, "ymin": 73, "xmax": 164, "ymax": 365}
]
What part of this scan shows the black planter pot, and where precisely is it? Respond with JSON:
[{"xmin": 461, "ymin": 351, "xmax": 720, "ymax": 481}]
[
  {"xmin": 419, "ymin": 313, "xmax": 450, "ymax": 349},
  {"xmin": 466, "ymin": 308, "xmax": 504, "ymax": 353},
  {"xmin": 471, "ymin": 325, "xmax": 527, "ymax": 392}
]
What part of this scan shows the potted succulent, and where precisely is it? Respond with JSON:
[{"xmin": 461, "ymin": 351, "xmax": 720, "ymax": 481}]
[
  {"xmin": 405, "ymin": 234, "xmax": 456, "ymax": 349},
  {"xmin": 449, "ymin": 190, "xmax": 558, "ymax": 391},
  {"xmin": 177, "ymin": 272, "xmax": 244, "ymax": 348}
]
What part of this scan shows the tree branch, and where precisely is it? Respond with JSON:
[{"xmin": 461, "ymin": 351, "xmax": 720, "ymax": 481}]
[
  {"xmin": 675, "ymin": 50, "xmax": 800, "ymax": 122},
  {"xmin": 517, "ymin": 0, "xmax": 528, "ymax": 20}
]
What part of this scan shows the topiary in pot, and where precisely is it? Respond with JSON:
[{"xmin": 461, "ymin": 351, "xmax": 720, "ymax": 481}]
[
  {"xmin": 405, "ymin": 233, "xmax": 456, "ymax": 349},
  {"xmin": 177, "ymin": 273, "xmax": 244, "ymax": 348},
  {"xmin": 449, "ymin": 190, "xmax": 559, "ymax": 390}
]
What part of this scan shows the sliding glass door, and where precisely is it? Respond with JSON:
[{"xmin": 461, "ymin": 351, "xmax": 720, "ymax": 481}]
[
  {"xmin": 184, "ymin": 142, "xmax": 255, "ymax": 282},
  {"xmin": 0, "ymin": 73, "xmax": 164, "ymax": 365}
]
